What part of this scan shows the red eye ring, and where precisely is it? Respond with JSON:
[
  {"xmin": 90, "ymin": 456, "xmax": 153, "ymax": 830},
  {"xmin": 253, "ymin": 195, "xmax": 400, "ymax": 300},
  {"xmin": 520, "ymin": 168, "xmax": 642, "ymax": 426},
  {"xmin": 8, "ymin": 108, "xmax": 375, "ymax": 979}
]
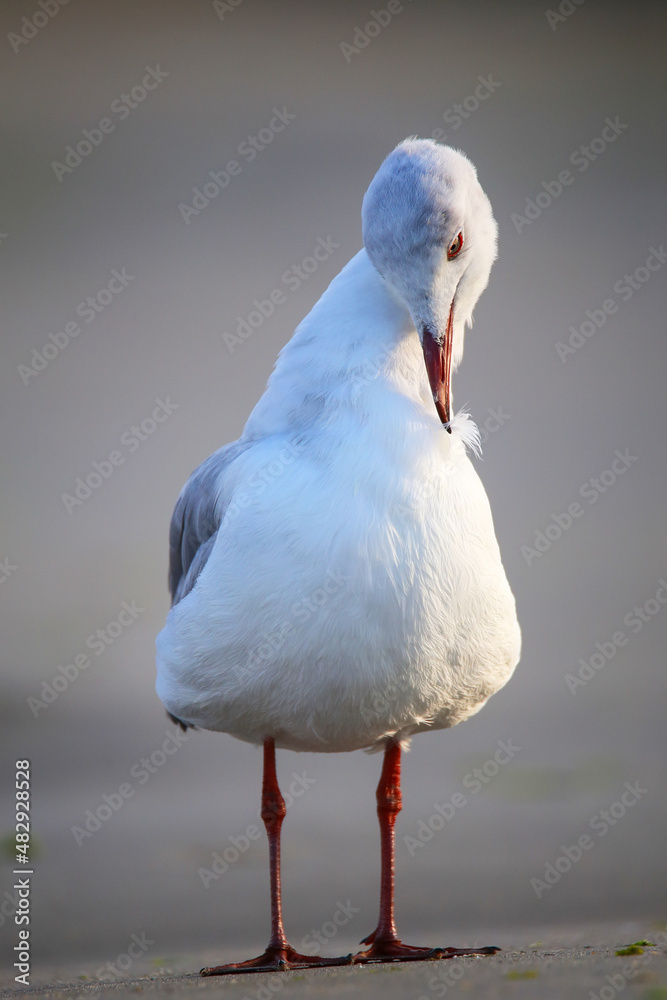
[{"xmin": 447, "ymin": 231, "xmax": 464, "ymax": 260}]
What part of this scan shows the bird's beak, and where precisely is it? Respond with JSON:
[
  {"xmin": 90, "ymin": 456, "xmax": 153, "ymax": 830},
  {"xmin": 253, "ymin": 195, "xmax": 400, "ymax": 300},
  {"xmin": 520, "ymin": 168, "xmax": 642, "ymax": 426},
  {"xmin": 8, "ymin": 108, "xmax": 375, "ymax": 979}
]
[{"xmin": 421, "ymin": 301, "xmax": 454, "ymax": 432}]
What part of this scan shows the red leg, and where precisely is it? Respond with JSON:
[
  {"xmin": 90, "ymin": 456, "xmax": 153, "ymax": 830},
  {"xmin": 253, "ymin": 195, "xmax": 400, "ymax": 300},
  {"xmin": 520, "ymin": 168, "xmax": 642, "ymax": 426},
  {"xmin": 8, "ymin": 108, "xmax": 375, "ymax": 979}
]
[
  {"xmin": 201, "ymin": 739, "xmax": 353, "ymax": 976},
  {"xmin": 353, "ymin": 742, "xmax": 500, "ymax": 964}
]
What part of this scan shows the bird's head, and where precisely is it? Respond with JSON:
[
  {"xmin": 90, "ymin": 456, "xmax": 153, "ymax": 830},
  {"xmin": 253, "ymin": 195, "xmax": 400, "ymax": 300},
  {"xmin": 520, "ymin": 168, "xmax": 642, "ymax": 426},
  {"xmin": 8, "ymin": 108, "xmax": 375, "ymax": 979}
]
[{"xmin": 362, "ymin": 138, "xmax": 497, "ymax": 429}]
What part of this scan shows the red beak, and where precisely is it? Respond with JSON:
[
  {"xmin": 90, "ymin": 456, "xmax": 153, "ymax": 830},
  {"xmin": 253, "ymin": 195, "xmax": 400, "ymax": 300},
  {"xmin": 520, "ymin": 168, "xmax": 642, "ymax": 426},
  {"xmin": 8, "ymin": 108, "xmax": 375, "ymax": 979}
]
[{"xmin": 421, "ymin": 301, "xmax": 454, "ymax": 431}]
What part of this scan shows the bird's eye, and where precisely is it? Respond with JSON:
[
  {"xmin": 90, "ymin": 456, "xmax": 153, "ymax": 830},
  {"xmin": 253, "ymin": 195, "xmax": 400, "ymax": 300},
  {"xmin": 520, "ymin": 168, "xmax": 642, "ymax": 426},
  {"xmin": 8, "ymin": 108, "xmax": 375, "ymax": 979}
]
[{"xmin": 447, "ymin": 231, "xmax": 464, "ymax": 260}]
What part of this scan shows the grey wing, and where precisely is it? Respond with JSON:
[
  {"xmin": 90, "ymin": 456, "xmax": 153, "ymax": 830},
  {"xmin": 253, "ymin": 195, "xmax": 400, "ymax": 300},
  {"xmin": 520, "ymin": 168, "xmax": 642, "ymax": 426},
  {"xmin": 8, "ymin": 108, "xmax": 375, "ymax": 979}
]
[{"xmin": 168, "ymin": 439, "xmax": 249, "ymax": 606}]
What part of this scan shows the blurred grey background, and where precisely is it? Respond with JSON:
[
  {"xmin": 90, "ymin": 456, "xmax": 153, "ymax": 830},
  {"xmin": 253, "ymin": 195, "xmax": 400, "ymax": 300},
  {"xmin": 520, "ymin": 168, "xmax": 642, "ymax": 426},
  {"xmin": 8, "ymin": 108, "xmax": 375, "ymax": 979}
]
[{"xmin": 1, "ymin": 0, "xmax": 666, "ymax": 974}]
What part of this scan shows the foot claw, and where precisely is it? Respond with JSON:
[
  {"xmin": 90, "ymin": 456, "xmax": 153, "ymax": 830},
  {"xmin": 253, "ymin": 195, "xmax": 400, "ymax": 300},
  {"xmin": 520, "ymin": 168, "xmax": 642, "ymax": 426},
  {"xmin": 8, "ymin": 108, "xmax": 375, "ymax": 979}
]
[
  {"xmin": 353, "ymin": 939, "xmax": 437, "ymax": 964},
  {"xmin": 201, "ymin": 945, "xmax": 353, "ymax": 976},
  {"xmin": 353, "ymin": 938, "xmax": 501, "ymax": 965}
]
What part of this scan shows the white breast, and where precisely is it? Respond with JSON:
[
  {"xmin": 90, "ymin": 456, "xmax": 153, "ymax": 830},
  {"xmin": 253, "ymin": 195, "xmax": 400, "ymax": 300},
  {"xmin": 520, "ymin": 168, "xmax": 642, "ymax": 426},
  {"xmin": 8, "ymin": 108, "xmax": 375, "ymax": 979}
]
[
  {"xmin": 156, "ymin": 251, "xmax": 520, "ymax": 752},
  {"xmin": 156, "ymin": 412, "xmax": 520, "ymax": 752}
]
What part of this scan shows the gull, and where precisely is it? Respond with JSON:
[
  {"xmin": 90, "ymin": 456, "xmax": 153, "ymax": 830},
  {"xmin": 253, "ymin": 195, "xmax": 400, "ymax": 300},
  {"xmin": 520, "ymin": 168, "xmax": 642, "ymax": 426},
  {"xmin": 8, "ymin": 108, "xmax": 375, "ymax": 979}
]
[{"xmin": 156, "ymin": 137, "xmax": 521, "ymax": 975}]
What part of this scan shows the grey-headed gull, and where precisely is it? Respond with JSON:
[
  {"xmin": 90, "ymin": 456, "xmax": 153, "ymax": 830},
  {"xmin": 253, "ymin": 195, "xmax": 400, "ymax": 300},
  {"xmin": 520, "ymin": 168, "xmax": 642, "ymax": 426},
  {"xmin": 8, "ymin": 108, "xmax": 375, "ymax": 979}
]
[{"xmin": 156, "ymin": 137, "xmax": 521, "ymax": 975}]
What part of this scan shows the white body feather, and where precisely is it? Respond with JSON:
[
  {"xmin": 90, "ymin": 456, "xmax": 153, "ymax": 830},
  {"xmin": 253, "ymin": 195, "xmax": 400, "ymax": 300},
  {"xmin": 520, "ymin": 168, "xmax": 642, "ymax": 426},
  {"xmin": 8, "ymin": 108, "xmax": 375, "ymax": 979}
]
[{"xmin": 156, "ymin": 248, "xmax": 521, "ymax": 752}]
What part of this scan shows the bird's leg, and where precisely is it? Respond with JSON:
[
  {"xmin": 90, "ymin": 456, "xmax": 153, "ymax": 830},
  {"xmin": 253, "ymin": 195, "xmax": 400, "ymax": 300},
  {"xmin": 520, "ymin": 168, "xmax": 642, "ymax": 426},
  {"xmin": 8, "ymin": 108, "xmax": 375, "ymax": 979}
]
[
  {"xmin": 353, "ymin": 741, "xmax": 500, "ymax": 964},
  {"xmin": 201, "ymin": 739, "xmax": 352, "ymax": 976},
  {"xmin": 359, "ymin": 741, "xmax": 402, "ymax": 949}
]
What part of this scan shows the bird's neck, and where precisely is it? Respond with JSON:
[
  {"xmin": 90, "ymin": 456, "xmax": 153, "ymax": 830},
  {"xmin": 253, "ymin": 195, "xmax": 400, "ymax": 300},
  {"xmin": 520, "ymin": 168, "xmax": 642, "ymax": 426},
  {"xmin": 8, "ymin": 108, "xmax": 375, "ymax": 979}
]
[{"xmin": 243, "ymin": 250, "xmax": 437, "ymax": 441}]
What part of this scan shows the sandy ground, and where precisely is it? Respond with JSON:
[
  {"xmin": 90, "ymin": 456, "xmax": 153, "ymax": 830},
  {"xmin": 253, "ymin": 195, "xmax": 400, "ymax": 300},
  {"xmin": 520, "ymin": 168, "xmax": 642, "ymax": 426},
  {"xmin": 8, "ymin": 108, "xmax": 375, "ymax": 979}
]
[{"xmin": 2, "ymin": 924, "xmax": 667, "ymax": 1000}]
